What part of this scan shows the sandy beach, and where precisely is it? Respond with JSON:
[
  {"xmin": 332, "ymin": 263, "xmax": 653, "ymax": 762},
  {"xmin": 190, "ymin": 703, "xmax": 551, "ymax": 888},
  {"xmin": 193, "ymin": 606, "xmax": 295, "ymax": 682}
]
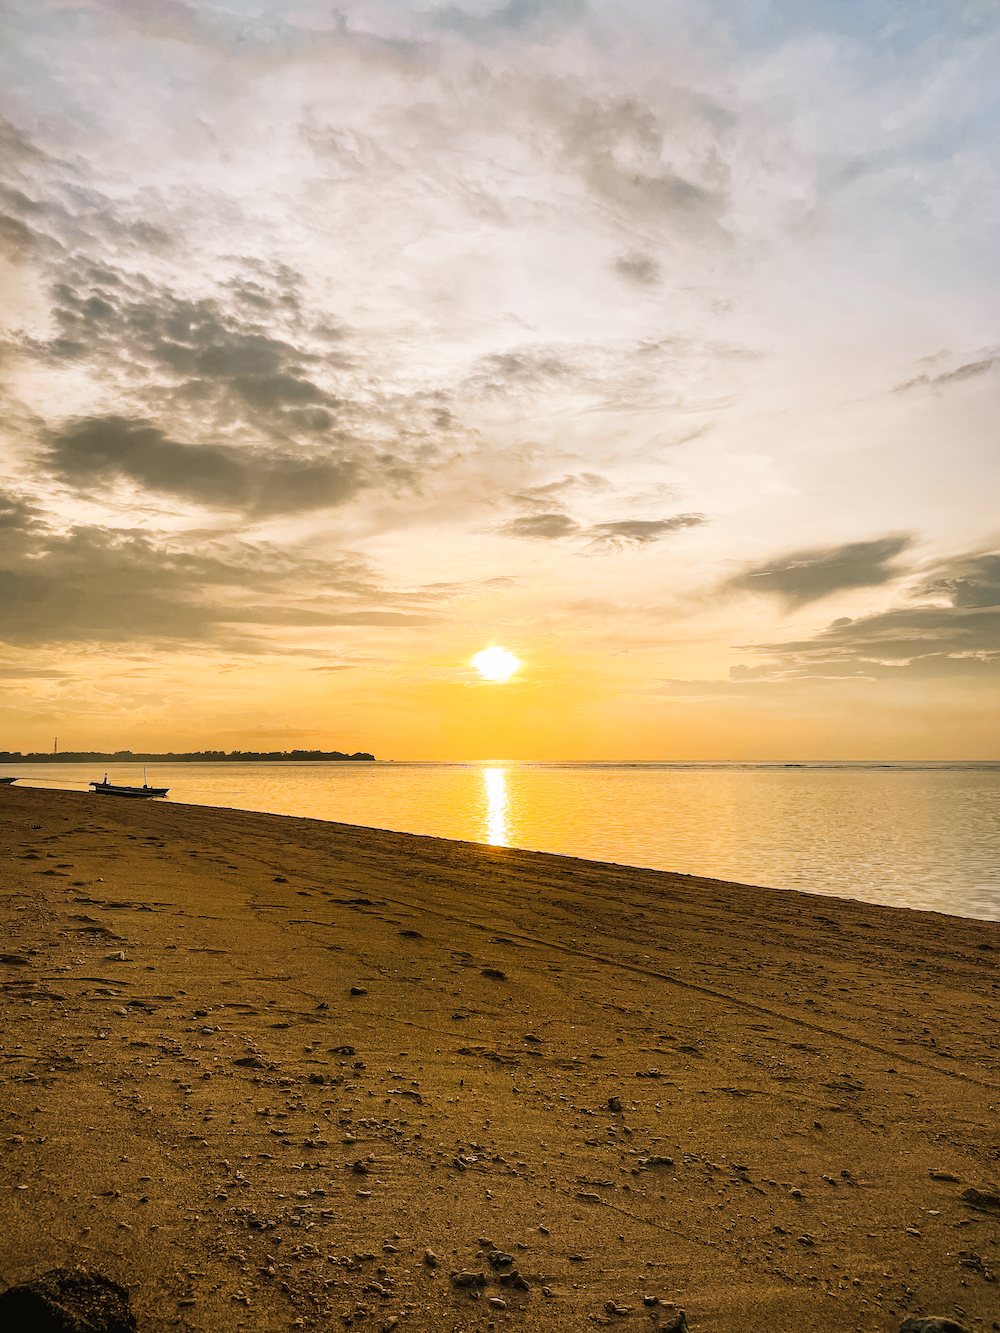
[{"xmin": 2, "ymin": 784, "xmax": 999, "ymax": 1332}]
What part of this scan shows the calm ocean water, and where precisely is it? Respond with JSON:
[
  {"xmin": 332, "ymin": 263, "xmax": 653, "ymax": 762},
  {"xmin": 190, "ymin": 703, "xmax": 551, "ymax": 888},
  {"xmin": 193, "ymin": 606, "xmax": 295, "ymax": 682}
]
[{"xmin": 5, "ymin": 760, "xmax": 999, "ymax": 922}]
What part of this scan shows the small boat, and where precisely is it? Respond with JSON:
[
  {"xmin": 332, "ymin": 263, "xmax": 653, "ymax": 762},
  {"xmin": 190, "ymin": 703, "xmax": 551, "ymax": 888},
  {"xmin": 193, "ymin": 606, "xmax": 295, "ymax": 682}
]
[
  {"xmin": 89, "ymin": 769, "xmax": 169, "ymax": 799},
  {"xmin": 0, "ymin": 776, "xmax": 18, "ymax": 786}
]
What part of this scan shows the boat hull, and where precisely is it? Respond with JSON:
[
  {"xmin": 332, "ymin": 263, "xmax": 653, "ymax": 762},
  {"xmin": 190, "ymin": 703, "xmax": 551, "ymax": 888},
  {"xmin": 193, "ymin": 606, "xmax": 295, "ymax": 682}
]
[{"xmin": 89, "ymin": 782, "xmax": 169, "ymax": 798}]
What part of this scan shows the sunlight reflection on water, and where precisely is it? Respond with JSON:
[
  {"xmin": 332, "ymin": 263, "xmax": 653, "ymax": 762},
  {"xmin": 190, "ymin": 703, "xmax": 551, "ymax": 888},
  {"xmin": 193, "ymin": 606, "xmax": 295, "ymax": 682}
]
[{"xmin": 483, "ymin": 767, "xmax": 509, "ymax": 846}]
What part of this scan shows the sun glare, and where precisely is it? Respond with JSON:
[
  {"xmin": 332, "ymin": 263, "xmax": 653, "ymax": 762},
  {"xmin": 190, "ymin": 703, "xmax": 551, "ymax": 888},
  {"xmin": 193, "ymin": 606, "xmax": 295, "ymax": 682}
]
[{"xmin": 472, "ymin": 646, "xmax": 521, "ymax": 682}]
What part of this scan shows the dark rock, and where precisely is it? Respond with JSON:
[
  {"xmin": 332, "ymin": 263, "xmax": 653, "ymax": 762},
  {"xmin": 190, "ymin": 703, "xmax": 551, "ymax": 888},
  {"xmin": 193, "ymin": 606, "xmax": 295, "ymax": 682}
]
[
  {"xmin": 308, "ymin": 1073, "xmax": 326, "ymax": 1085},
  {"xmin": 398, "ymin": 930, "xmax": 422, "ymax": 939},
  {"xmin": 660, "ymin": 1314, "xmax": 689, "ymax": 1333},
  {"xmin": 961, "ymin": 1187, "xmax": 1000, "ymax": 1209},
  {"xmin": 350, "ymin": 987, "xmax": 368, "ymax": 997},
  {"xmin": 480, "ymin": 969, "xmax": 506, "ymax": 981},
  {"xmin": 900, "ymin": 1319, "xmax": 970, "ymax": 1333},
  {"xmin": 498, "ymin": 1269, "xmax": 529, "ymax": 1289},
  {"xmin": 0, "ymin": 1268, "xmax": 136, "ymax": 1332},
  {"xmin": 608, "ymin": 1097, "xmax": 623, "ymax": 1113},
  {"xmin": 233, "ymin": 1056, "xmax": 267, "ymax": 1069},
  {"xmin": 450, "ymin": 1271, "xmax": 486, "ymax": 1288},
  {"xmin": 486, "ymin": 1252, "xmax": 514, "ymax": 1269}
]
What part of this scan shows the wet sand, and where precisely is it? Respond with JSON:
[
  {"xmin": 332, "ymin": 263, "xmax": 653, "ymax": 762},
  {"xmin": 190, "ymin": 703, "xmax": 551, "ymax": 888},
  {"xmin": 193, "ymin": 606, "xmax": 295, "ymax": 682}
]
[{"xmin": 2, "ymin": 785, "xmax": 999, "ymax": 1332}]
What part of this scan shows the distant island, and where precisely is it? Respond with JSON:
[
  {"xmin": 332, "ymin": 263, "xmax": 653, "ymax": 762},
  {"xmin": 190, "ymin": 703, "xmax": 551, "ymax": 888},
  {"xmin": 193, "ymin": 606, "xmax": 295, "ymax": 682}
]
[{"xmin": 0, "ymin": 749, "xmax": 375, "ymax": 763}]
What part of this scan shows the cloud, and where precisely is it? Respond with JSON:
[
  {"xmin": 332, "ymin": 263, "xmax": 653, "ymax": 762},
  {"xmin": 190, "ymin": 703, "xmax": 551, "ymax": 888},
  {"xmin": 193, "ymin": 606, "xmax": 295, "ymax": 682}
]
[
  {"xmin": 508, "ymin": 473, "xmax": 610, "ymax": 509},
  {"xmin": 919, "ymin": 551, "xmax": 1000, "ymax": 608},
  {"xmin": 0, "ymin": 490, "xmax": 42, "ymax": 533},
  {"xmin": 0, "ymin": 667, "xmax": 72, "ymax": 679},
  {"xmin": 0, "ymin": 485, "xmax": 419, "ymax": 646},
  {"xmin": 614, "ymin": 252, "xmax": 661, "ymax": 285},
  {"xmin": 723, "ymin": 535, "xmax": 913, "ymax": 606},
  {"xmin": 497, "ymin": 511, "xmax": 706, "ymax": 545},
  {"xmin": 895, "ymin": 354, "xmax": 999, "ymax": 393},
  {"xmin": 45, "ymin": 416, "xmax": 368, "ymax": 516},
  {"xmin": 499, "ymin": 511, "xmax": 581, "ymax": 539},
  {"xmin": 733, "ymin": 548, "xmax": 1000, "ymax": 680},
  {"xmin": 751, "ymin": 606, "xmax": 1000, "ymax": 679},
  {"xmin": 585, "ymin": 514, "xmax": 706, "ymax": 548}
]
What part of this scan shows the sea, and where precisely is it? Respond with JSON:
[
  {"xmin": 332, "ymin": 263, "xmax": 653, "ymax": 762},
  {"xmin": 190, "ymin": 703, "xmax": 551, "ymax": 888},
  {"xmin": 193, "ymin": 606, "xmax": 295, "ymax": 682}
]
[{"xmin": 4, "ymin": 760, "xmax": 999, "ymax": 923}]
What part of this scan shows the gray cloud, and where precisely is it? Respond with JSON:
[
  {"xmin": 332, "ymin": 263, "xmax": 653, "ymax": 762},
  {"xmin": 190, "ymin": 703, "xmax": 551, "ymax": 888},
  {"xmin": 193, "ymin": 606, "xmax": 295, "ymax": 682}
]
[
  {"xmin": 895, "ymin": 355, "xmax": 999, "ymax": 393},
  {"xmin": 508, "ymin": 473, "xmax": 610, "ymax": 511},
  {"xmin": 45, "ymin": 416, "xmax": 367, "ymax": 516},
  {"xmin": 586, "ymin": 515, "xmax": 706, "ymax": 548},
  {"xmin": 615, "ymin": 252, "xmax": 661, "ymax": 285},
  {"xmin": 723, "ymin": 535, "xmax": 913, "ymax": 606},
  {"xmin": 919, "ymin": 552, "xmax": 1000, "ymax": 608},
  {"xmin": 0, "ymin": 667, "xmax": 72, "ymax": 679},
  {"xmin": 500, "ymin": 512, "xmax": 581, "ymax": 539},
  {"xmin": 730, "ymin": 549, "xmax": 1000, "ymax": 681},
  {"xmin": 0, "ymin": 485, "xmax": 428, "ymax": 646},
  {"xmin": 751, "ymin": 606, "xmax": 1000, "ymax": 678},
  {"xmin": 0, "ymin": 491, "xmax": 42, "ymax": 533},
  {"xmin": 7, "ymin": 246, "xmax": 454, "ymax": 514},
  {"xmin": 497, "ymin": 510, "xmax": 706, "ymax": 545}
]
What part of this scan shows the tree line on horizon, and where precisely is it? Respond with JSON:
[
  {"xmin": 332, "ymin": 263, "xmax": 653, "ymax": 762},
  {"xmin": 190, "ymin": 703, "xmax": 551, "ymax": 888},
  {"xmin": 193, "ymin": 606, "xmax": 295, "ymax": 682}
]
[{"xmin": 0, "ymin": 749, "xmax": 376, "ymax": 763}]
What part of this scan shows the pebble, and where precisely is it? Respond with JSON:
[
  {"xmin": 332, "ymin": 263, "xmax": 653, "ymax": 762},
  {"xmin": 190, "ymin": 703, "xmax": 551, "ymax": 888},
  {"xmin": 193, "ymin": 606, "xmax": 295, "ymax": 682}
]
[
  {"xmin": 488, "ymin": 1297, "xmax": 507, "ymax": 1309},
  {"xmin": 424, "ymin": 1250, "xmax": 438, "ymax": 1268}
]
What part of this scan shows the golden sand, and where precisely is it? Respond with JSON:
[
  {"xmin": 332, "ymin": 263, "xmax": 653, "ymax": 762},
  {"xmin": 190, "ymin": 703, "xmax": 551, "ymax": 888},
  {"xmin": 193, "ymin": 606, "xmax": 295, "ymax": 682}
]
[{"xmin": 2, "ymin": 786, "xmax": 999, "ymax": 1331}]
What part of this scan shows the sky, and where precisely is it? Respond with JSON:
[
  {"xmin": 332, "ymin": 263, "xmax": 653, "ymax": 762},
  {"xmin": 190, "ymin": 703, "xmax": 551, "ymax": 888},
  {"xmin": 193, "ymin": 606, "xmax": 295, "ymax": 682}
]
[{"xmin": 1, "ymin": 0, "xmax": 998, "ymax": 760}]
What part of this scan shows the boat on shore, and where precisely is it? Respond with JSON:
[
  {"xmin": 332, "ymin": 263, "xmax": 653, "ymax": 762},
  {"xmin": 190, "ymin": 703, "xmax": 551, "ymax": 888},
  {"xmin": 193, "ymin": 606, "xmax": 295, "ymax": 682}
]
[
  {"xmin": 0, "ymin": 776, "xmax": 18, "ymax": 786},
  {"xmin": 90, "ymin": 770, "xmax": 169, "ymax": 799}
]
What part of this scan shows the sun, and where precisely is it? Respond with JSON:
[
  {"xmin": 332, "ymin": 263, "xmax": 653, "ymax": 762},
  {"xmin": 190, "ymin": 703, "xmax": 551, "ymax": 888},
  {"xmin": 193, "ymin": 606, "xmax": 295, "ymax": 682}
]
[{"xmin": 472, "ymin": 646, "xmax": 521, "ymax": 682}]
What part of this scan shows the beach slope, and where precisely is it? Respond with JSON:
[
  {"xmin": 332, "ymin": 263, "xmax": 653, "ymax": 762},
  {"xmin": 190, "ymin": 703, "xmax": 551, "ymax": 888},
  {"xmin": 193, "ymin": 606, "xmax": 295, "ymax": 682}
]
[{"xmin": 2, "ymin": 787, "xmax": 998, "ymax": 1331}]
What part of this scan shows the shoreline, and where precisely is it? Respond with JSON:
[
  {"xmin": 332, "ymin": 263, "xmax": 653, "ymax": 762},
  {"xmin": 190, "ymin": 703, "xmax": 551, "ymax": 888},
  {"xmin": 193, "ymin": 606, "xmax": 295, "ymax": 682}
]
[{"xmin": 2, "ymin": 786, "xmax": 999, "ymax": 1331}]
